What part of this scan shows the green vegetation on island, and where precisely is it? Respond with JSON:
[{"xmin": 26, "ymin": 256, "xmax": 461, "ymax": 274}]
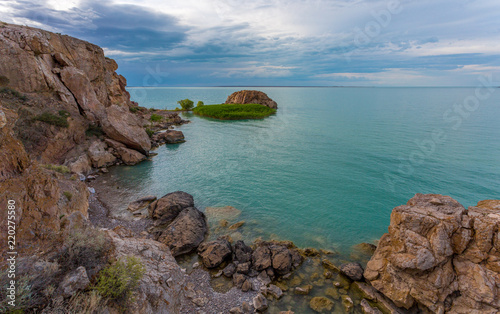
[{"xmin": 192, "ymin": 103, "xmax": 276, "ymax": 120}]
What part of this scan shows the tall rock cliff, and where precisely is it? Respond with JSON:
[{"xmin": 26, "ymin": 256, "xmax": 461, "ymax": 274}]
[
  {"xmin": 0, "ymin": 23, "xmax": 150, "ymax": 163},
  {"xmin": 365, "ymin": 194, "xmax": 500, "ymax": 313}
]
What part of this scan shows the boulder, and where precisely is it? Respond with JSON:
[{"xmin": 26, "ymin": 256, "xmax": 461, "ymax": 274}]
[
  {"xmin": 232, "ymin": 273, "xmax": 247, "ymax": 289},
  {"xmin": 149, "ymin": 191, "xmax": 195, "ymax": 224},
  {"xmin": 252, "ymin": 246, "xmax": 272, "ymax": 271},
  {"xmin": 270, "ymin": 245, "xmax": 293, "ymax": 275},
  {"xmin": 116, "ymin": 147, "xmax": 146, "ymax": 165},
  {"xmin": 223, "ymin": 263, "xmax": 237, "ymax": 277},
  {"xmin": 59, "ymin": 266, "xmax": 90, "ymax": 298},
  {"xmin": 225, "ymin": 90, "xmax": 278, "ymax": 109},
  {"xmin": 266, "ymin": 284, "xmax": 283, "ymax": 299},
  {"xmin": 157, "ymin": 207, "xmax": 207, "ymax": 256},
  {"xmin": 88, "ymin": 140, "xmax": 116, "ymax": 168},
  {"xmin": 101, "ymin": 105, "xmax": 151, "ymax": 153},
  {"xmin": 67, "ymin": 154, "xmax": 91, "ymax": 175},
  {"xmin": 197, "ymin": 239, "xmax": 232, "ymax": 268},
  {"xmin": 127, "ymin": 195, "xmax": 157, "ymax": 212},
  {"xmin": 253, "ymin": 293, "xmax": 268, "ymax": 312},
  {"xmin": 340, "ymin": 262, "xmax": 364, "ymax": 281},
  {"xmin": 364, "ymin": 194, "xmax": 500, "ymax": 313},
  {"xmin": 233, "ymin": 240, "xmax": 253, "ymax": 263},
  {"xmin": 152, "ymin": 130, "xmax": 185, "ymax": 145}
]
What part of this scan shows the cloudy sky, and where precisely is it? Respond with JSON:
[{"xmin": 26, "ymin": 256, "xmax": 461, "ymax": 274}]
[{"xmin": 1, "ymin": 0, "xmax": 500, "ymax": 86}]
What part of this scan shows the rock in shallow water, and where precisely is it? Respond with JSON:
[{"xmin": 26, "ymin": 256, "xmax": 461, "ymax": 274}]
[
  {"xmin": 197, "ymin": 238, "xmax": 232, "ymax": 268},
  {"xmin": 340, "ymin": 262, "xmax": 364, "ymax": 281}
]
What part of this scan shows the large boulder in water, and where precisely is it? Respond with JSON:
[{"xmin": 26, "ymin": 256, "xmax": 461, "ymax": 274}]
[{"xmin": 225, "ymin": 90, "xmax": 278, "ymax": 109}]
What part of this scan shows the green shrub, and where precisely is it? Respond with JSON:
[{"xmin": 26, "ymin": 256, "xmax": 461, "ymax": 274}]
[
  {"xmin": 192, "ymin": 103, "xmax": 276, "ymax": 120},
  {"xmin": 145, "ymin": 128, "xmax": 154, "ymax": 138},
  {"xmin": 95, "ymin": 256, "xmax": 145, "ymax": 302},
  {"xmin": 196, "ymin": 101, "xmax": 204, "ymax": 107},
  {"xmin": 42, "ymin": 164, "xmax": 70, "ymax": 174},
  {"xmin": 150, "ymin": 113, "xmax": 162, "ymax": 122},
  {"xmin": 58, "ymin": 110, "xmax": 70, "ymax": 117},
  {"xmin": 0, "ymin": 87, "xmax": 27, "ymax": 101},
  {"xmin": 63, "ymin": 191, "xmax": 73, "ymax": 201},
  {"xmin": 86, "ymin": 124, "xmax": 104, "ymax": 137},
  {"xmin": 177, "ymin": 99, "xmax": 194, "ymax": 110},
  {"xmin": 34, "ymin": 112, "xmax": 69, "ymax": 127},
  {"xmin": 129, "ymin": 106, "xmax": 140, "ymax": 113}
]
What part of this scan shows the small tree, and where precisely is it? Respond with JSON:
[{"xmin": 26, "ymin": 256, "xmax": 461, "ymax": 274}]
[
  {"xmin": 177, "ymin": 99, "xmax": 194, "ymax": 110},
  {"xmin": 196, "ymin": 101, "xmax": 204, "ymax": 107}
]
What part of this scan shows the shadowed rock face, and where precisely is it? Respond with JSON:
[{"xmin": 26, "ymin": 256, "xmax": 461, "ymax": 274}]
[
  {"xmin": 365, "ymin": 194, "xmax": 500, "ymax": 313},
  {"xmin": 225, "ymin": 90, "xmax": 278, "ymax": 109}
]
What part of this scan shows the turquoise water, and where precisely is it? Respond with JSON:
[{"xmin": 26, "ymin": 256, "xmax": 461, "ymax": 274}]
[{"xmin": 109, "ymin": 87, "xmax": 500, "ymax": 254}]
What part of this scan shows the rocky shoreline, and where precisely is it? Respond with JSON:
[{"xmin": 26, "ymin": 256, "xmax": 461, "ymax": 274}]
[{"xmin": 1, "ymin": 22, "xmax": 499, "ymax": 314}]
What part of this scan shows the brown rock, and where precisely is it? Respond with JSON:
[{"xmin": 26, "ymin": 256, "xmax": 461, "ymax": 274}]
[
  {"xmin": 225, "ymin": 90, "xmax": 278, "ymax": 109},
  {"xmin": 197, "ymin": 239, "xmax": 232, "ymax": 268},
  {"xmin": 233, "ymin": 240, "xmax": 253, "ymax": 263},
  {"xmin": 67, "ymin": 154, "xmax": 91, "ymax": 175},
  {"xmin": 228, "ymin": 220, "xmax": 245, "ymax": 230},
  {"xmin": 88, "ymin": 140, "xmax": 116, "ymax": 168},
  {"xmin": 309, "ymin": 296, "xmax": 334, "ymax": 313},
  {"xmin": 149, "ymin": 191, "xmax": 195, "ymax": 224},
  {"xmin": 152, "ymin": 129, "xmax": 185, "ymax": 144},
  {"xmin": 270, "ymin": 245, "xmax": 293, "ymax": 275},
  {"xmin": 340, "ymin": 262, "xmax": 364, "ymax": 281},
  {"xmin": 157, "ymin": 207, "xmax": 207, "ymax": 256},
  {"xmin": 252, "ymin": 246, "xmax": 272, "ymax": 271},
  {"xmin": 365, "ymin": 193, "xmax": 500, "ymax": 313},
  {"xmin": 127, "ymin": 195, "xmax": 157, "ymax": 212},
  {"xmin": 294, "ymin": 285, "xmax": 313, "ymax": 295},
  {"xmin": 116, "ymin": 147, "xmax": 146, "ymax": 165}
]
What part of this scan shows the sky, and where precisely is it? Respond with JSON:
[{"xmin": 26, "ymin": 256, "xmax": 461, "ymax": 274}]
[{"xmin": 1, "ymin": 0, "xmax": 500, "ymax": 86}]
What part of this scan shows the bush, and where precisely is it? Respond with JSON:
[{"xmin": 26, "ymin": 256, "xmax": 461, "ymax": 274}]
[
  {"xmin": 95, "ymin": 256, "xmax": 145, "ymax": 302},
  {"xmin": 177, "ymin": 99, "xmax": 194, "ymax": 110},
  {"xmin": 145, "ymin": 128, "xmax": 154, "ymax": 138},
  {"xmin": 129, "ymin": 106, "xmax": 140, "ymax": 113},
  {"xmin": 34, "ymin": 112, "xmax": 69, "ymax": 128},
  {"xmin": 0, "ymin": 87, "xmax": 27, "ymax": 101},
  {"xmin": 63, "ymin": 191, "xmax": 73, "ymax": 201},
  {"xmin": 192, "ymin": 103, "xmax": 276, "ymax": 120},
  {"xmin": 196, "ymin": 101, "xmax": 204, "ymax": 107},
  {"xmin": 86, "ymin": 124, "xmax": 104, "ymax": 137},
  {"xmin": 150, "ymin": 114, "xmax": 162, "ymax": 122},
  {"xmin": 42, "ymin": 164, "xmax": 70, "ymax": 174},
  {"xmin": 58, "ymin": 110, "xmax": 70, "ymax": 118}
]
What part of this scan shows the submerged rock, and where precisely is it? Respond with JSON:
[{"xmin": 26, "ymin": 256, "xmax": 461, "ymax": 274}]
[
  {"xmin": 127, "ymin": 195, "xmax": 157, "ymax": 212},
  {"xmin": 309, "ymin": 296, "xmax": 334, "ymax": 313}
]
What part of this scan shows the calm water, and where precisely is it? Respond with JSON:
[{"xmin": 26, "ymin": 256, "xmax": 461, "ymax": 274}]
[{"xmin": 106, "ymin": 87, "xmax": 500, "ymax": 255}]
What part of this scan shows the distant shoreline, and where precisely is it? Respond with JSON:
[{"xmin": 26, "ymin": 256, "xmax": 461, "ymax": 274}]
[{"xmin": 127, "ymin": 85, "xmax": 491, "ymax": 88}]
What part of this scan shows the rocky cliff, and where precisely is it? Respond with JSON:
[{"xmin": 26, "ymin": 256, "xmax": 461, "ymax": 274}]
[
  {"xmin": 365, "ymin": 194, "xmax": 500, "ymax": 313},
  {"xmin": 0, "ymin": 22, "xmax": 150, "ymax": 166},
  {"xmin": 225, "ymin": 90, "xmax": 278, "ymax": 109}
]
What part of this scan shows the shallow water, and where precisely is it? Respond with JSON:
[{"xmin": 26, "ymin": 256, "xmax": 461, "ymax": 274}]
[{"xmin": 105, "ymin": 86, "xmax": 500, "ymax": 256}]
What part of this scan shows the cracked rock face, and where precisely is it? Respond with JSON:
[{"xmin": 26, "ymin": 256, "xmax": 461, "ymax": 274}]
[{"xmin": 364, "ymin": 194, "xmax": 500, "ymax": 313}]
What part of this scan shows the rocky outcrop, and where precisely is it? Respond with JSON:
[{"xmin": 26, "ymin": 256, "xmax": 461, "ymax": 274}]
[
  {"xmin": 149, "ymin": 191, "xmax": 195, "ymax": 225},
  {"xmin": 197, "ymin": 238, "xmax": 233, "ymax": 268},
  {"xmin": 0, "ymin": 23, "xmax": 150, "ymax": 163},
  {"xmin": 225, "ymin": 90, "xmax": 278, "ymax": 109},
  {"xmin": 364, "ymin": 194, "xmax": 500, "ymax": 313},
  {"xmin": 105, "ymin": 229, "xmax": 185, "ymax": 313},
  {"xmin": 152, "ymin": 130, "xmax": 185, "ymax": 145}
]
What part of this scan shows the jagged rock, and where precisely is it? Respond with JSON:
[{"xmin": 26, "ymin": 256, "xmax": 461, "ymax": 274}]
[
  {"xmin": 241, "ymin": 279, "xmax": 252, "ymax": 292},
  {"xmin": 257, "ymin": 271, "xmax": 271, "ymax": 286},
  {"xmin": 88, "ymin": 140, "xmax": 117, "ymax": 168},
  {"xmin": 149, "ymin": 191, "xmax": 195, "ymax": 222},
  {"xmin": 233, "ymin": 240, "xmax": 253, "ymax": 263},
  {"xmin": 127, "ymin": 195, "xmax": 157, "ymax": 212},
  {"xmin": 270, "ymin": 244, "xmax": 293, "ymax": 275},
  {"xmin": 105, "ymin": 229, "xmax": 184, "ymax": 313},
  {"xmin": 225, "ymin": 90, "xmax": 278, "ymax": 109},
  {"xmin": 197, "ymin": 239, "xmax": 232, "ymax": 268},
  {"xmin": 59, "ymin": 266, "xmax": 90, "ymax": 298},
  {"xmin": 157, "ymin": 207, "xmax": 207, "ymax": 256},
  {"xmin": 340, "ymin": 262, "xmax": 364, "ymax": 281},
  {"xmin": 309, "ymin": 296, "xmax": 334, "ymax": 313},
  {"xmin": 223, "ymin": 263, "xmax": 237, "ymax": 277},
  {"xmin": 116, "ymin": 147, "xmax": 146, "ymax": 165},
  {"xmin": 253, "ymin": 293, "xmax": 268, "ymax": 312},
  {"xmin": 236, "ymin": 262, "xmax": 251, "ymax": 274},
  {"xmin": 233, "ymin": 273, "xmax": 247, "ymax": 289},
  {"xmin": 365, "ymin": 194, "xmax": 500, "ymax": 313},
  {"xmin": 252, "ymin": 246, "xmax": 272, "ymax": 271},
  {"xmin": 341, "ymin": 295, "xmax": 354, "ymax": 312}
]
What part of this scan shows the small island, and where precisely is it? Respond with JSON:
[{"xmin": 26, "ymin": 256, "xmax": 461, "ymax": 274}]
[
  {"xmin": 192, "ymin": 90, "xmax": 278, "ymax": 120},
  {"xmin": 193, "ymin": 103, "xmax": 276, "ymax": 120}
]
